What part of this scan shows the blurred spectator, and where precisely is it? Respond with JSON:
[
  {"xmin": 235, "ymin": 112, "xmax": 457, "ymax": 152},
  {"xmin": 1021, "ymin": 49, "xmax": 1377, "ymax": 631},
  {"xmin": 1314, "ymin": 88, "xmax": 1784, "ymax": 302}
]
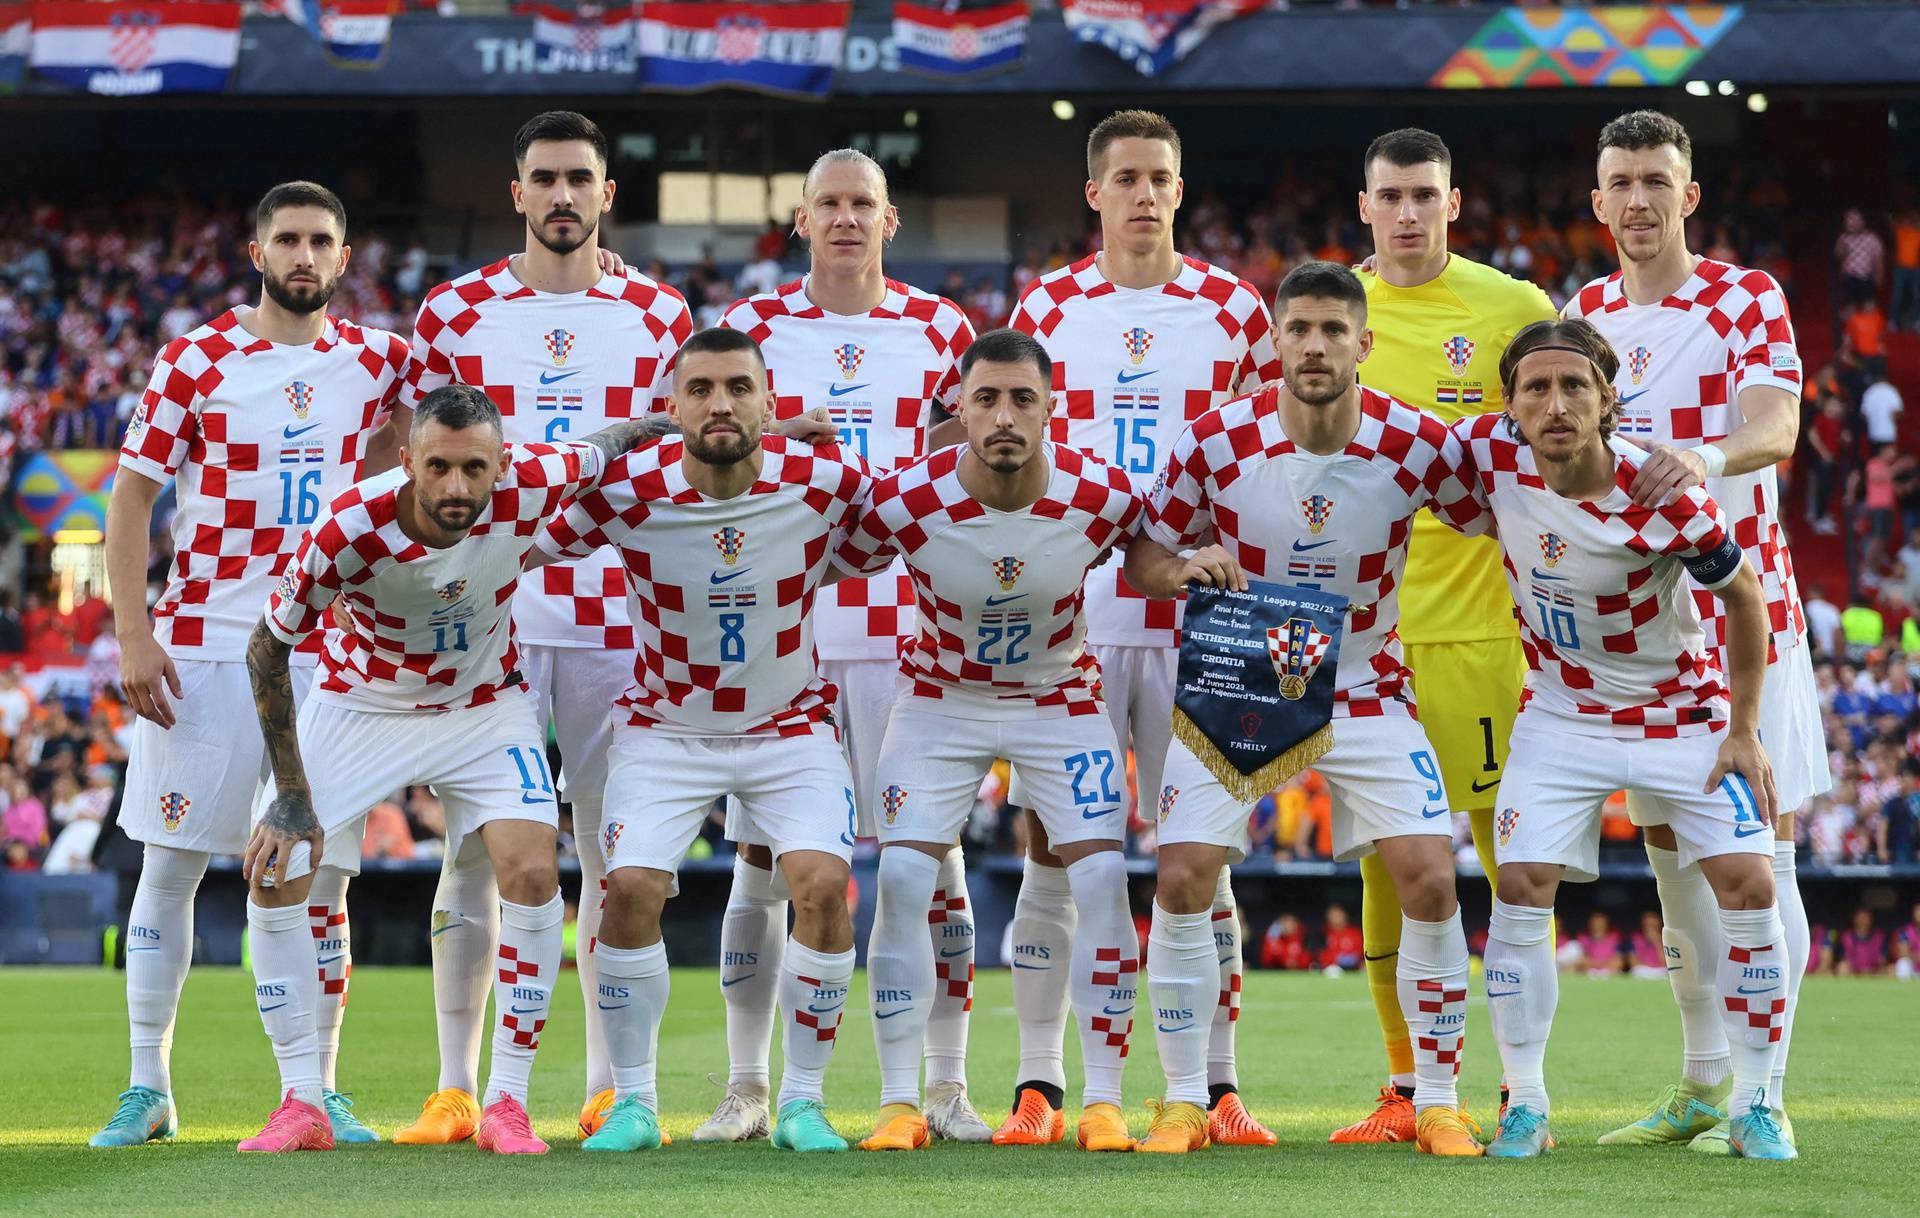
[
  {"xmin": 1836, "ymin": 907, "xmax": 1888, "ymax": 976},
  {"xmin": 1803, "ymin": 586, "xmax": 1843, "ymax": 661},
  {"xmin": 1861, "ymin": 376, "xmax": 1903, "ymax": 448},
  {"xmin": 1895, "ymin": 902, "xmax": 1919, "ymax": 981},
  {"xmin": 0, "ymin": 593, "xmax": 22, "ymax": 654},
  {"xmin": 1317, "ymin": 903, "xmax": 1363, "ymax": 972},
  {"xmin": 1803, "ymin": 398, "xmax": 1848, "ymax": 534},
  {"xmin": 1808, "ymin": 779, "xmax": 1856, "ymax": 864},
  {"xmin": 362, "ymin": 798, "xmax": 417, "ymax": 862},
  {"xmin": 1260, "ymin": 913, "xmax": 1313, "ymax": 971},
  {"xmin": 1881, "ymin": 761, "xmax": 1919, "ymax": 863},
  {"xmin": 1894, "ymin": 206, "xmax": 1920, "ymax": 332},
  {"xmin": 1840, "ymin": 603, "xmax": 1885, "ymax": 661},
  {"xmin": 1628, "ymin": 912, "xmax": 1667, "ymax": 980},
  {"xmin": 2, "ymin": 769, "xmax": 47, "ymax": 857},
  {"xmin": 1856, "ymin": 444, "xmax": 1898, "ymax": 566},
  {"xmin": 1844, "ymin": 298, "xmax": 1889, "ymax": 381},
  {"xmin": 1835, "ymin": 207, "xmax": 1886, "ymax": 308},
  {"xmin": 1565, "ymin": 911, "xmax": 1624, "ymax": 978}
]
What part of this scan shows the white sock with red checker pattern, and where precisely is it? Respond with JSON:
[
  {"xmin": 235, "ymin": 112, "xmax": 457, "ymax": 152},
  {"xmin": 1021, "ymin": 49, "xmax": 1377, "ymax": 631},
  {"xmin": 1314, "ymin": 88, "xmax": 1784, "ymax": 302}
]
[
  {"xmin": 483, "ymin": 891, "xmax": 563, "ymax": 1108},
  {"xmin": 1397, "ymin": 910, "xmax": 1470, "ymax": 1112},
  {"xmin": 924, "ymin": 847, "xmax": 976, "ymax": 1090},
  {"xmin": 1716, "ymin": 904, "xmax": 1788, "ymax": 1115},
  {"xmin": 595, "ymin": 940, "xmax": 669, "ymax": 1113},
  {"xmin": 307, "ymin": 868, "xmax": 351, "ymax": 1094},
  {"xmin": 1208, "ymin": 868, "xmax": 1242, "ymax": 1092},
  {"xmin": 778, "ymin": 939, "xmax": 854, "ymax": 1108},
  {"xmin": 720, "ymin": 855, "xmax": 786, "ymax": 1091},
  {"xmin": 1771, "ymin": 840, "xmax": 1808, "ymax": 1109},
  {"xmin": 1486, "ymin": 900, "xmax": 1556, "ymax": 1116},
  {"xmin": 1066, "ymin": 851, "xmax": 1136, "ymax": 1109}
]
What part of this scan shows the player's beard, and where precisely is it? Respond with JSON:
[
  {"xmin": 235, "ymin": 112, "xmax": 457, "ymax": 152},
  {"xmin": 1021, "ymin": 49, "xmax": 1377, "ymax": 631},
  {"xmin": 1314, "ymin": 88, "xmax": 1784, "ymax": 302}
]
[
  {"xmin": 976, "ymin": 433, "xmax": 1033, "ymax": 475},
  {"xmin": 262, "ymin": 267, "xmax": 337, "ymax": 315},
  {"xmin": 422, "ymin": 492, "xmax": 488, "ymax": 534},
  {"xmin": 685, "ymin": 421, "xmax": 759, "ymax": 466},
  {"xmin": 1289, "ymin": 367, "xmax": 1354, "ymax": 408},
  {"xmin": 531, "ymin": 209, "xmax": 598, "ymax": 257}
]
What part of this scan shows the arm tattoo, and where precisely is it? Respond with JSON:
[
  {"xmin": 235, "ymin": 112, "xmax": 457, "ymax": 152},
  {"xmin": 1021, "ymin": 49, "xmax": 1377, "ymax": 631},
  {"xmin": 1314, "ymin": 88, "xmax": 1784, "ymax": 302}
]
[
  {"xmin": 579, "ymin": 415, "xmax": 677, "ymax": 464},
  {"xmin": 246, "ymin": 618, "xmax": 317, "ymax": 835}
]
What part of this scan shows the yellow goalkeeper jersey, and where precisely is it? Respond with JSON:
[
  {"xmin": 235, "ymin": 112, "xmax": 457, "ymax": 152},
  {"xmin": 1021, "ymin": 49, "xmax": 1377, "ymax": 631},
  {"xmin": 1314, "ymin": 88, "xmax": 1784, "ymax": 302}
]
[{"xmin": 1358, "ymin": 255, "xmax": 1556, "ymax": 645}]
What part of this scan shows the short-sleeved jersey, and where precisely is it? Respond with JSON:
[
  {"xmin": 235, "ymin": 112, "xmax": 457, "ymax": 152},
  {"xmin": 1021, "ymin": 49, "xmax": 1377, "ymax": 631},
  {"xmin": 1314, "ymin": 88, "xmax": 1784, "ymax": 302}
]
[
  {"xmin": 1147, "ymin": 386, "xmax": 1483, "ymax": 719},
  {"xmin": 1011, "ymin": 254, "xmax": 1280, "ymax": 649},
  {"xmin": 266, "ymin": 443, "xmax": 603, "ymax": 714},
  {"xmin": 119, "ymin": 311, "xmax": 406, "ymax": 662},
  {"xmin": 1358, "ymin": 256, "xmax": 1558, "ymax": 647},
  {"xmin": 835, "ymin": 443, "xmax": 1143, "ymax": 719},
  {"xmin": 1450, "ymin": 414, "xmax": 1745, "ymax": 739},
  {"xmin": 404, "ymin": 259, "xmax": 694, "ymax": 651},
  {"xmin": 718, "ymin": 276, "xmax": 973, "ymax": 661},
  {"xmin": 536, "ymin": 435, "xmax": 869, "ymax": 738},
  {"xmin": 1564, "ymin": 259, "xmax": 1804, "ymax": 661}
]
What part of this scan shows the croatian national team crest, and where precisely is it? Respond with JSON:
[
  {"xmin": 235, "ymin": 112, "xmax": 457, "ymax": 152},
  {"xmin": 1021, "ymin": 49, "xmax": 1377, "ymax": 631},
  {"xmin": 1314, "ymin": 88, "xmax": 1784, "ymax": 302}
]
[
  {"xmin": 276, "ymin": 569, "xmax": 299, "ymax": 605},
  {"xmin": 543, "ymin": 328, "xmax": 575, "ymax": 367},
  {"xmin": 109, "ymin": 10, "xmax": 161, "ymax": 73},
  {"xmin": 833, "ymin": 342, "xmax": 865, "ymax": 380},
  {"xmin": 436, "ymin": 579, "xmax": 468, "ymax": 604},
  {"xmin": 1300, "ymin": 494, "xmax": 1335, "ymax": 535},
  {"xmin": 602, "ymin": 821, "xmax": 623, "ymax": 858},
  {"xmin": 1627, "ymin": 345, "xmax": 1652, "ymax": 386},
  {"xmin": 1157, "ymin": 785, "xmax": 1178, "ymax": 825},
  {"xmin": 991, "ymin": 555, "xmax": 1025, "ymax": 591},
  {"xmin": 159, "ymin": 791, "xmax": 191, "ymax": 833},
  {"xmin": 1442, "ymin": 335, "xmax": 1476, "ymax": 377},
  {"xmin": 1497, "ymin": 806, "xmax": 1519, "ymax": 847},
  {"xmin": 715, "ymin": 14, "xmax": 765, "ymax": 64},
  {"xmin": 284, "ymin": 381, "xmax": 314, "ymax": 420},
  {"xmin": 1538, "ymin": 532, "xmax": 1567, "ymax": 569},
  {"xmin": 1121, "ymin": 325, "xmax": 1154, "ymax": 366},
  {"xmin": 881, "ymin": 785, "xmax": 908, "ymax": 827},
  {"xmin": 1267, "ymin": 616, "xmax": 1334, "ymax": 702},
  {"xmin": 713, "ymin": 525, "xmax": 747, "ymax": 565}
]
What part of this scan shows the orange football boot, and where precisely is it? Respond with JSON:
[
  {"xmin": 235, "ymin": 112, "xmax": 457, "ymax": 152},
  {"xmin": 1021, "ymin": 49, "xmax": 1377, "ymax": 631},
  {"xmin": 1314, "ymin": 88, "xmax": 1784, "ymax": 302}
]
[
  {"xmin": 991, "ymin": 1087, "xmax": 1066, "ymax": 1146},
  {"xmin": 1328, "ymin": 1085, "xmax": 1417, "ymax": 1144}
]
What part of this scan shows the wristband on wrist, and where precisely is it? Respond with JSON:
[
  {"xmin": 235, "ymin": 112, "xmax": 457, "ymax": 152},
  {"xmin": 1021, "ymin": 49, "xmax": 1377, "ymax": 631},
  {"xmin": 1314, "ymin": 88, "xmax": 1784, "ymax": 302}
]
[{"xmin": 1693, "ymin": 443, "xmax": 1728, "ymax": 478}]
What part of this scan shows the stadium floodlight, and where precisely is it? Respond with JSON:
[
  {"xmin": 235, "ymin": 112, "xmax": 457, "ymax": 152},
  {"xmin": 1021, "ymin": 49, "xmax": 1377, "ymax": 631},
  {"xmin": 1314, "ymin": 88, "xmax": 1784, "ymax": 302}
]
[
  {"xmin": 1748, "ymin": 92, "xmax": 1769, "ymax": 114},
  {"xmin": 1052, "ymin": 99, "xmax": 1076, "ymax": 121},
  {"xmin": 1685, "ymin": 80, "xmax": 1711, "ymax": 97},
  {"xmin": 1717, "ymin": 80, "xmax": 1736, "ymax": 96},
  {"xmin": 904, "ymin": 109, "xmax": 919, "ymax": 128}
]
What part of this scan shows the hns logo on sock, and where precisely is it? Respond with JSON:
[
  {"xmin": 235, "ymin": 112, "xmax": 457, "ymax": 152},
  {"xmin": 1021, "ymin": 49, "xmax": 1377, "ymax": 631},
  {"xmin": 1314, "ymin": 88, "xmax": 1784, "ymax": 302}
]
[
  {"xmin": 602, "ymin": 821, "xmax": 623, "ymax": 858},
  {"xmin": 284, "ymin": 380, "xmax": 314, "ymax": 419},
  {"xmin": 1538, "ymin": 532, "xmax": 1567, "ymax": 568},
  {"xmin": 543, "ymin": 328, "xmax": 575, "ymax": 367},
  {"xmin": 832, "ymin": 341, "xmax": 865, "ymax": 380},
  {"xmin": 713, "ymin": 525, "xmax": 747, "ymax": 566},
  {"xmin": 1497, "ymin": 806, "xmax": 1520, "ymax": 847},
  {"xmin": 881, "ymin": 784, "xmax": 908, "ymax": 827},
  {"xmin": 991, "ymin": 555, "xmax": 1024, "ymax": 591},
  {"xmin": 1121, "ymin": 325, "xmax": 1155, "ymax": 366},
  {"xmin": 1627, "ymin": 345, "xmax": 1653, "ymax": 386},
  {"xmin": 1300, "ymin": 494, "xmax": 1335, "ymax": 534},
  {"xmin": 1158, "ymin": 784, "xmax": 1178, "ymax": 824},
  {"xmin": 159, "ymin": 791, "xmax": 191, "ymax": 833}
]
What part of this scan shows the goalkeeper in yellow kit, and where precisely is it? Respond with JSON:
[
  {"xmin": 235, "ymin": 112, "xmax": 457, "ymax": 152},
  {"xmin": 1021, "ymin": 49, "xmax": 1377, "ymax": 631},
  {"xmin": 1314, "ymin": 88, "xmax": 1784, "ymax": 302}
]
[{"xmin": 1331, "ymin": 129, "xmax": 1556, "ymax": 1144}]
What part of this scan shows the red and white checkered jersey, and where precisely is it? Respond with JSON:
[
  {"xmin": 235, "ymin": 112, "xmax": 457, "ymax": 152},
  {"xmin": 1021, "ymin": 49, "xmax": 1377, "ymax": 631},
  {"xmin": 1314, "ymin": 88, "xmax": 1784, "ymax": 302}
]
[
  {"xmin": 835, "ymin": 443, "xmax": 1143, "ymax": 719},
  {"xmin": 266, "ymin": 443, "xmax": 603, "ymax": 713},
  {"xmin": 1011, "ymin": 254, "xmax": 1281, "ymax": 649},
  {"xmin": 1450, "ymin": 413, "xmax": 1744, "ymax": 739},
  {"xmin": 1147, "ymin": 386, "xmax": 1483, "ymax": 720},
  {"xmin": 404, "ymin": 259, "xmax": 694, "ymax": 651},
  {"xmin": 1564, "ymin": 259, "xmax": 1804, "ymax": 661},
  {"xmin": 118, "ymin": 311, "xmax": 406, "ymax": 662},
  {"xmin": 719, "ymin": 276, "xmax": 974, "ymax": 661},
  {"xmin": 536, "ymin": 435, "xmax": 869, "ymax": 737}
]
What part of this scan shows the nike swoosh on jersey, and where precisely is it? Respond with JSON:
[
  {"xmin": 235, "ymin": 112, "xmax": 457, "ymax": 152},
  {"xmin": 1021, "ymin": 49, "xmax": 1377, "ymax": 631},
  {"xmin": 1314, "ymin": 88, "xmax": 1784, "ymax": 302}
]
[
  {"xmin": 1471, "ymin": 778, "xmax": 1501, "ymax": 793},
  {"xmin": 1115, "ymin": 370, "xmax": 1156, "ymax": 384},
  {"xmin": 1733, "ymin": 823, "xmax": 1768, "ymax": 838},
  {"xmin": 984, "ymin": 593, "xmax": 1026, "ymax": 606},
  {"xmin": 1291, "ymin": 539, "xmax": 1335, "ymax": 552},
  {"xmin": 1530, "ymin": 568, "xmax": 1568, "ymax": 582},
  {"xmin": 1081, "ymin": 807, "xmax": 1114, "ymax": 819},
  {"xmin": 521, "ymin": 792, "xmax": 550, "ymax": 805},
  {"xmin": 282, "ymin": 422, "xmax": 323, "ymax": 439},
  {"xmin": 1618, "ymin": 388, "xmax": 1652, "ymax": 404},
  {"xmin": 828, "ymin": 383, "xmax": 869, "ymax": 397},
  {"xmin": 1421, "ymin": 807, "xmax": 1448, "ymax": 819},
  {"xmin": 539, "ymin": 370, "xmax": 582, "ymax": 384},
  {"xmin": 710, "ymin": 568, "xmax": 754, "ymax": 585}
]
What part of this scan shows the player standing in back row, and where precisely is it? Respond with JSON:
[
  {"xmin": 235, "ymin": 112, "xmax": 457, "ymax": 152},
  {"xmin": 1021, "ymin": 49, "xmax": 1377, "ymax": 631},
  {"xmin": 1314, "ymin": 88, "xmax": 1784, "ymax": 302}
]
[
  {"xmin": 397, "ymin": 111, "xmax": 693, "ymax": 1144},
  {"xmin": 1000, "ymin": 109, "xmax": 1281, "ymax": 1148},
  {"xmin": 91, "ymin": 181, "xmax": 404, "ymax": 1150},
  {"xmin": 708, "ymin": 148, "xmax": 985, "ymax": 1143},
  {"xmin": 1335, "ymin": 128, "xmax": 1556, "ymax": 1144},
  {"xmin": 1566, "ymin": 110, "xmax": 1820, "ymax": 1155}
]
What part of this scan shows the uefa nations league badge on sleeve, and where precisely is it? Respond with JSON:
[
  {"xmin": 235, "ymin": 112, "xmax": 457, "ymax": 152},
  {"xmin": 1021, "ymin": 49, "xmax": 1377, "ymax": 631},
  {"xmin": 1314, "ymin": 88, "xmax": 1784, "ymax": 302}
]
[{"xmin": 1172, "ymin": 579, "xmax": 1348, "ymax": 804}]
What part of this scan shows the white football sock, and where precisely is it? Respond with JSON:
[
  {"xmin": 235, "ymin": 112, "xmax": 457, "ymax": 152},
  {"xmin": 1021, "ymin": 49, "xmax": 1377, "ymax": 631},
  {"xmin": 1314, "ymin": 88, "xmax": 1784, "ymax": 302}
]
[
  {"xmin": 595, "ymin": 940, "xmax": 668, "ymax": 1114},
  {"xmin": 870, "ymin": 848, "xmax": 940, "ymax": 1107},
  {"xmin": 1485, "ymin": 899, "xmax": 1556, "ymax": 1116},
  {"xmin": 1771, "ymin": 839, "xmax": 1807, "ymax": 1109},
  {"xmin": 1207, "ymin": 868, "xmax": 1241, "ymax": 1092},
  {"xmin": 125, "ymin": 844, "xmax": 208, "ymax": 1095},
  {"xmin": 1398, "ymin": 910, "xmax": 1471, "ymax": 1112},
  {"xmin": 305, "ymin": 868, "xmax": 352, "ymax": 1094},
  {"xmin": 573, "ymin": 797, "xmax": 612, "ymax": 1101},
  {"xmin": 429, "ymin": 836, "xmax": 498, "ymax": 1095},
  {"xmin": 1147, "ymin": 901, "xmax": 1215, "ymax": 1106},
  {"xmin": 1065, "ymin": 851, "xmax": 1136, "ymax": 1109},
  {"xmin": 484, "ymin": 891, "xmax": 563, "ymax": 1108},
  {"xmin": 778, "ymin": 939, "xmax": 853, "ymax": 1109},
  {"xmin": 1647, "ymin": 844, "xmax": 1731, "ymax": 1086},
  {"xmin": 1009, "ymin": 858, "xmax": 1076, "ymax": 1091},
  {"xmin": 924, "ymin": 846, "xmax": 975, "ymax": 1090},
  {"xmin": 247, "ymin": 897, "xmax": 323, "ymax": 1108},
  {"xmin": 1716, "ymin": 904, "xmax": 1788, "ymax": 1116},
  {"xmin": 720, "ymin": 855, "xmax": 786, "ymax": 1091}
]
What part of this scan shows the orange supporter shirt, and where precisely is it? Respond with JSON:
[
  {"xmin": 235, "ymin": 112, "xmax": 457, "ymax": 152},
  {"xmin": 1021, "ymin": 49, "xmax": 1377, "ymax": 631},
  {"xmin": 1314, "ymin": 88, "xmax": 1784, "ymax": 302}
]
[
  {"xmin": 1849, "ymin": 307, "xmax": 1888, "ymax": 359},
  {"xmin": 1895, "ymin": 222, "xmax": 1920, "ymax": 270}
]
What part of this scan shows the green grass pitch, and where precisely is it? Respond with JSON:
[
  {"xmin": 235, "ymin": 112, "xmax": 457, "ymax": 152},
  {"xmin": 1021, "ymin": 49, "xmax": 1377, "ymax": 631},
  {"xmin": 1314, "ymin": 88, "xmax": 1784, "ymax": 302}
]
[{"xmin": 2, "ymin": 967, "xmax": 1913, "ymax": 1215}]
